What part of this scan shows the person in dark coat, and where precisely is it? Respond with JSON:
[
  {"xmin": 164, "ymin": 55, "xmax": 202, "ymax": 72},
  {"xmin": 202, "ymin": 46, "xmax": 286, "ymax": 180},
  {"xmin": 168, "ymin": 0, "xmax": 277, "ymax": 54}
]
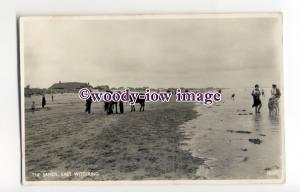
[
  {"xmin": 104, "ymin": 90, "xmax": 112, "ymax": 115},
  {"xmin": 85, "ymin": 97, "xmax": 92, "ymax": 114},
  {"xmin": 42, "ymin": 95, "xmax": 46, "ymax": 108},
  {"xmin": 107, "ymin": 101, "xmax": 114, "ymax": 115},
  {"xmin": 104, "ymin": 102, "xmax": 109, "ymax": 112},
  {"xmin": 119, "ymin": 101, "xmax": 124, "ymax": 114}
]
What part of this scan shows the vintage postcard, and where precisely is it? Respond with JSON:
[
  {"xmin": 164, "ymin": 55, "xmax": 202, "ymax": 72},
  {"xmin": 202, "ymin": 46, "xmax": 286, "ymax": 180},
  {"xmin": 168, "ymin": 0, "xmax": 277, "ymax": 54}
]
[{"xmin": 19, "ymin": 13, "xmax": 284, "ymax": 184}]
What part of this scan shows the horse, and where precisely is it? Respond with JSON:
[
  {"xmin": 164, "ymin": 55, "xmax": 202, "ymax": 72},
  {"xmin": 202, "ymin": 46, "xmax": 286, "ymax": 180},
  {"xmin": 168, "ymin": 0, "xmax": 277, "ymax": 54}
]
[
  {"xmin": 268, "ymin": 98, "xmax": 279, "ymax": 115},
  {"xmin": 130, "ymin": 94, "xmax": 145, "ymax": 112}
]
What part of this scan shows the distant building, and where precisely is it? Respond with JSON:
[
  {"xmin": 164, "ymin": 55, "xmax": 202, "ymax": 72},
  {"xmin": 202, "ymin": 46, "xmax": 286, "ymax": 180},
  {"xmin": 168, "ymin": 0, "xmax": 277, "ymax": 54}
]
[
  {"xmin": 49, "ymin": 82, "xmax": 92, "ymax": 93},
  {"xmin": 94, "ymin": 85, "xmax": 110, "ymax": 91}
]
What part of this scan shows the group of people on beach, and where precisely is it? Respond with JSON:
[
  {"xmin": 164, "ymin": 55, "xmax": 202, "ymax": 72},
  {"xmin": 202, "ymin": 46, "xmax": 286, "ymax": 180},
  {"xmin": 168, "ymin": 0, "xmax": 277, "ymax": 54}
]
[
  {"xmin": 85, "ymin": 98, "xmax": 124, "ymax": 115},
  {"xmin": 85, "ymin": 91, "xmax": 125, "ymax": 115},
  {"xmin": 85, "ymin": 90, "xmax": 145, "ymax": 115},
  {"xmin": 251, "ymin": 84, "xmax": 281, "ymax": 114}
]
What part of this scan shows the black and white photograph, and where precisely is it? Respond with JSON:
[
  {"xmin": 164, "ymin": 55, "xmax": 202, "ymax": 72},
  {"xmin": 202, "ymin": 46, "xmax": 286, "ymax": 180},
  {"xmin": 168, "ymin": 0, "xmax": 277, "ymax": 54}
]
[{"xmin": 19, "ymin": 14, "xmax": 284, "ymax": 184}]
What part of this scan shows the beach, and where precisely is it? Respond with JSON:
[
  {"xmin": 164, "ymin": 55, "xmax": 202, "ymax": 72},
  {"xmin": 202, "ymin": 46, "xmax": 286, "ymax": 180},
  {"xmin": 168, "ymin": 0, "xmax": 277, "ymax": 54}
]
[
  {"xmin": 25, "ymin": 93, "xmax": 203, "ymax": 180},
  {"xmin": 24, "ymin": 88, "xmax": 283, "ymax": 181}
]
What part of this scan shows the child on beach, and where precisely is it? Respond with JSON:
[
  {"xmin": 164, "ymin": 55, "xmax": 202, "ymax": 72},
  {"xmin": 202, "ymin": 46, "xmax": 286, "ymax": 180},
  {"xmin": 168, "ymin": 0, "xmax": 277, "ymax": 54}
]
[
  {"xmin": 31, "ymin": 101, "xmax": 35, "ymax": 113},
  {"xmin": 251, "ymin": 84, "xmax": 262, "ymax": 113},
  {"xmin": 231, "ymin": 93, "xmax": 235, "ymax": 100}
]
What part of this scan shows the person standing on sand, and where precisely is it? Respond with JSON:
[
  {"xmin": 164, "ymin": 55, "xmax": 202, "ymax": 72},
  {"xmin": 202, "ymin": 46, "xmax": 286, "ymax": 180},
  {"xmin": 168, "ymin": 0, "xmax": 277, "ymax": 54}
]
[
  {"xmin": 42, "ymin": 95, "xmax": 46, "ymax": 108},
  {"xmin": 85, "ymin": 96, "xmax": 92, "ymax": 114},
  {"xmin": 271, "ymin": 84, "xmax": 281, "ymax": 100},
  {"xmin": 51, "ymin": 94, "xmax": 54, "ymax": 102},
  {"xmin": 118, "ymin": 91, "xmax": 124, "ymax": 114},
  {"xmin": 268, "ymin": 84, "xmax": 281, "ymax": 114},
  {"xmin": 31, "ymin": 101, "xmax": 35, "ymax": 113},
  {"xmin": 262, "ymin": 89, "xmax": 265, "ymax": 97},
  {"xmin": 251, "ymin": 84, "xmax": 262, "ymax": 113},
  {"xmin": 119, "ymin": 101, "xmax": 124, "ymax": 114}
]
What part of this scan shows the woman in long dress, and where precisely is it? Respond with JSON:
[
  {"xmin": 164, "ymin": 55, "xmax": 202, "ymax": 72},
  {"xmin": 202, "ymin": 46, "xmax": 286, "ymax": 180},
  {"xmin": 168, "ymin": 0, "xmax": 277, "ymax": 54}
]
[{"xmin": 251, "ymin": 84, "xmax": 262, "ymax": 113}]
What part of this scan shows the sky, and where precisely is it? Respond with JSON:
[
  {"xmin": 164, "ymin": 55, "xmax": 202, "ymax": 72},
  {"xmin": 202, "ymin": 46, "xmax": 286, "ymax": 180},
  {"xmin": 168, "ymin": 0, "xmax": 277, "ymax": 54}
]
[{"xmin": 22, "ymin": 15, "xmax": 282, "ymax": 89}]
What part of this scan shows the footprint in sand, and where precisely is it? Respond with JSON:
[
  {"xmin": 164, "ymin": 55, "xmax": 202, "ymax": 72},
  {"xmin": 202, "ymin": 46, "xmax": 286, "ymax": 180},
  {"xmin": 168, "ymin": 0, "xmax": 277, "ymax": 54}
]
[
  {"xmin": 249, "ymin": 138, "xmax": 263, "ymax": 144},
  {"xmin": 227, "ymin": 130, "xmax": 252, "ymax": 134},
  {"xmin": 238, "ymin": 113, "xmax": 248, "ymax": 115}
]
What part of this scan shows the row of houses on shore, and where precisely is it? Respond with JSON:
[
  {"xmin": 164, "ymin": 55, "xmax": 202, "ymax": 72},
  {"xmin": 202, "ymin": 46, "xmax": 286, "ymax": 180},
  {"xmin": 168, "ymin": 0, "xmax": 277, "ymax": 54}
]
[
  {"xmin": 24, "ymin": 81, "xmax": 222, "ymax": 97},
  {"xmin": 25, "ymin": 82, "xmax": 96, "ymax": 96}
]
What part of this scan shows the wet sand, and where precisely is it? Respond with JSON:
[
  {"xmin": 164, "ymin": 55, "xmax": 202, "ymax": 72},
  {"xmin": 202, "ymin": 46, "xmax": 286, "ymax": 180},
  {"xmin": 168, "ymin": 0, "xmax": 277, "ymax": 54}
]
[
  {"xmin": 179, "ymin": 88, "xmax": 283, "ymax": 180},
  {"xmin": 25, "ymin": 94, "xmax": 204, "ymax": 181}
]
